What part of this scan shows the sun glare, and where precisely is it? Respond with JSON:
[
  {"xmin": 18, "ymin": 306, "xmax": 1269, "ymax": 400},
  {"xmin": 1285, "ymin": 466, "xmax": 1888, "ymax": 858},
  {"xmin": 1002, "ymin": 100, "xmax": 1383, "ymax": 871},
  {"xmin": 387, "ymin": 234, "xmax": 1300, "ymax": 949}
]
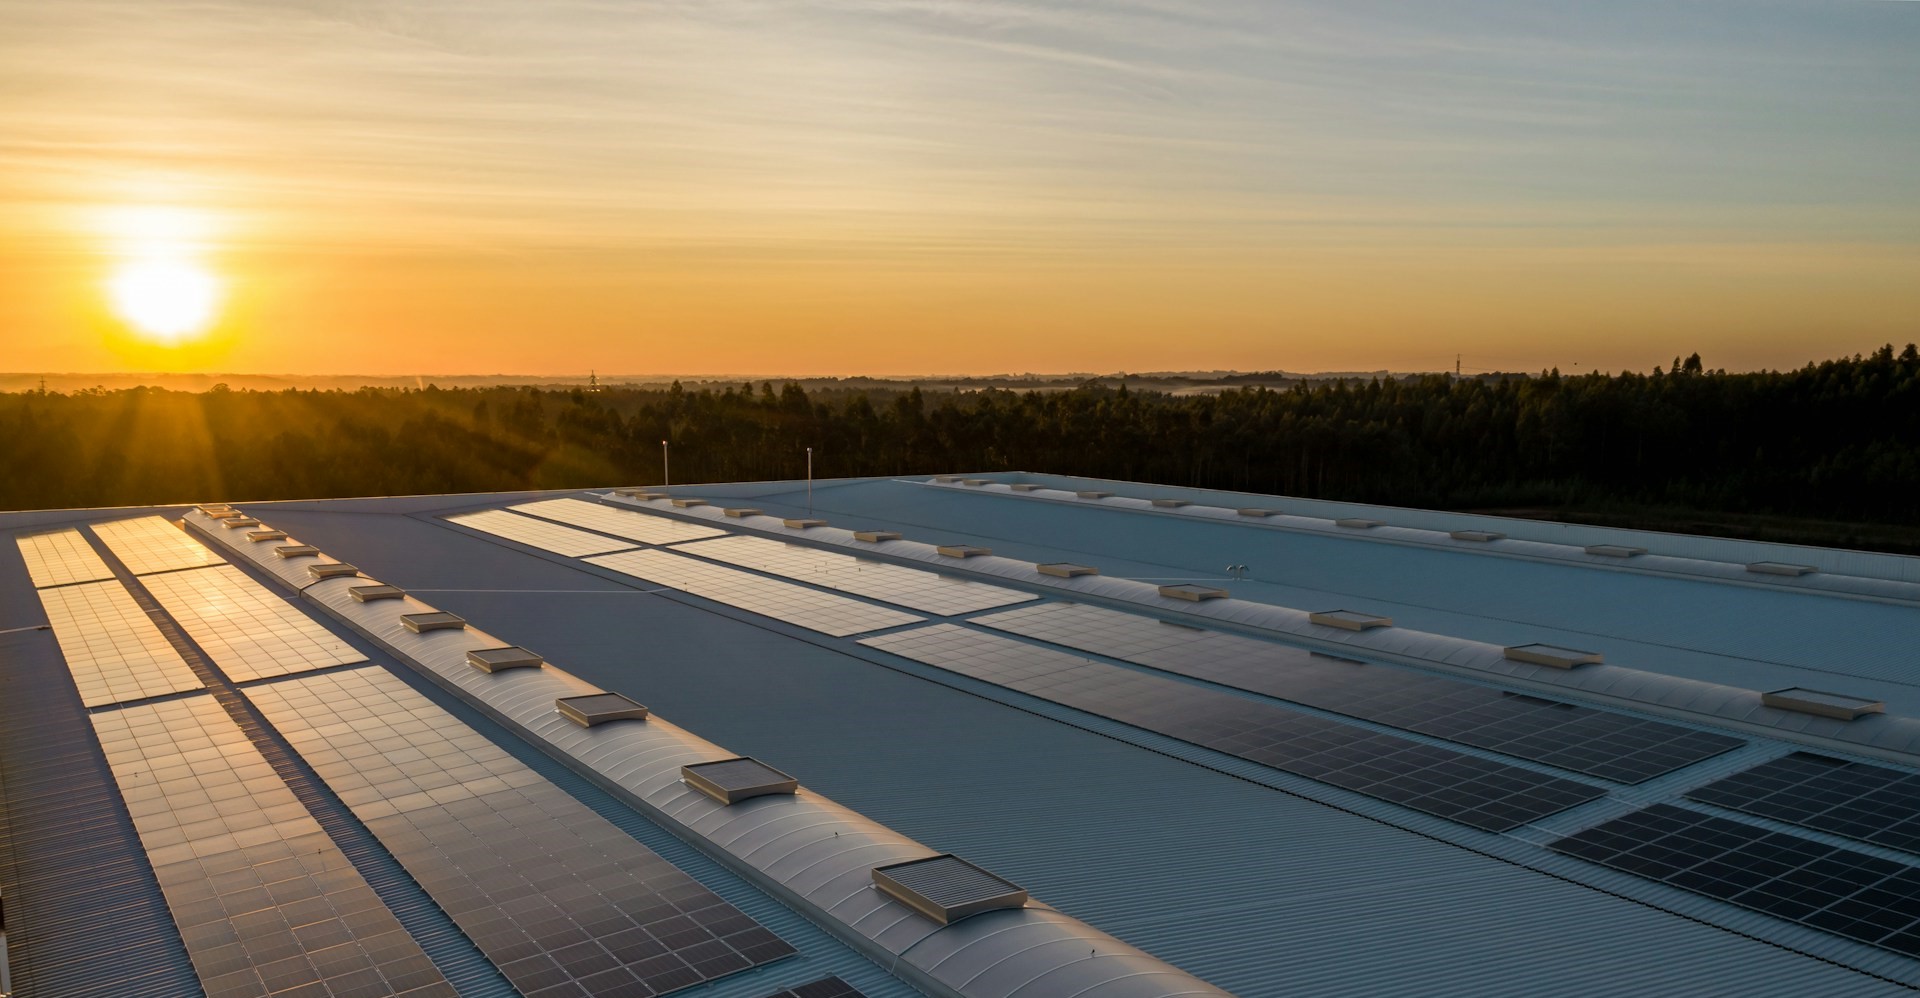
[{"xmin": 98, "ymin": 205, "xmax": 225, "ymax": 344}]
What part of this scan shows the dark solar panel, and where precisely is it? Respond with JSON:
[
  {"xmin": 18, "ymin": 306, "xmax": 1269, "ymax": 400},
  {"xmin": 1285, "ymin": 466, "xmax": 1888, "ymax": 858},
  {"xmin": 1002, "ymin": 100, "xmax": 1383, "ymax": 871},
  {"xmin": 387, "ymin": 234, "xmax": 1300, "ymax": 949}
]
[
  {"xmin": 972, "ymin": 603, "xmax": 1741, "ymax": 784},
  {"xmin": 1551, "ymin": 803, "xmax": 1920, "ymax": 958},
  {"xmin": 1688, "ymin": 753, "xmax": 1920, "ymax": 856},
  {"xmin": 760, "ymin": 976, "xmax": 867, "ymax": 998},
  {"xmin": 861, "ymin": 626, "xmax": 1604, "ymax": 832}
]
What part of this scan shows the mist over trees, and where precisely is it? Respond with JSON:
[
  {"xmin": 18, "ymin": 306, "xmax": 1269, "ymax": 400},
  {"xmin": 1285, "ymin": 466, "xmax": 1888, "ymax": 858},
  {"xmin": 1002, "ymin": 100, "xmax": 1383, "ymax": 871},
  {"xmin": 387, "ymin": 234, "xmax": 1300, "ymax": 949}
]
[{"xmin": 4, "ymin": 345, "xmax": 1917, "ymax": 546}]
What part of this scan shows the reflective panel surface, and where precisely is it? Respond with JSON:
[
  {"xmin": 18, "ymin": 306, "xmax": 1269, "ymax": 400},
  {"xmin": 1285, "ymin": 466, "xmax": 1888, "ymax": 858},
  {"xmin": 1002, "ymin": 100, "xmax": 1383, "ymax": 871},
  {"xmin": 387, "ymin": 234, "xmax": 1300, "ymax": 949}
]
[
  {"xmin": 677, "ymin": 535, "xmax": 1036, "ymax": 615},
  {"xmin": 1689, "ymin": 753, "xmax": 1920, "ymax": 856},
  {"xmin": 40, "ymin": 579, "xmax": 205, "ymax": 706},
  {"xmin": 513, "ymin": 497, "xmax": 725, "ymax": 545},
  {"xmin": 16, "ymin": 527, "xmax": 115, "ymax": 588},
  {"xmin": 444, "ymin": 509, "xmax": 639, "ymax": 557},
  {"xmin": 139, "ymin": 565, "xmax": 367, "ymax": 682},
  {"xmin": 586, "ymin": 548, "xmax": 922, "ymax": 637},
  {"xmin": 94, "ymin": 515, "xmax": 227, "ymax": 575}
]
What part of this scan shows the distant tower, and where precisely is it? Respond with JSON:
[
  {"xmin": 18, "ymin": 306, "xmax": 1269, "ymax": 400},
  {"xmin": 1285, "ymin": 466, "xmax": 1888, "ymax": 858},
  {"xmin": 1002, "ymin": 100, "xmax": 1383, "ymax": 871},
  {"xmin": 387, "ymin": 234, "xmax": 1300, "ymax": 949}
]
[
  {"xmin": 588, "ymin": 369, "xmax": 601, "ymax": 392},
  {"xmin": 1455, "ymin": 354, "xmax": 1461, "ymax": 377}
]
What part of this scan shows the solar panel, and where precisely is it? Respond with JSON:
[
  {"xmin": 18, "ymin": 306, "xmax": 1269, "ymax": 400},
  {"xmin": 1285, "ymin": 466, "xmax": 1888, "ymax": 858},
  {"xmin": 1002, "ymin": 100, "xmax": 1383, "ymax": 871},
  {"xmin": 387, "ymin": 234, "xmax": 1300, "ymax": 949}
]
[
  {"xmin": 38, "ymin": 580, "xmax": 205, "ymax": 706},
  {"xmin": 244, "ymin": 668, "xmax": 795, "ymax": 996},
  {"xmin": 512, "ymin": 498, "xmax": 728, "ymax": 546},
  {"xmin": 675, "ymin": 535, "xmax": 1036, "ymax": 616},
  {"xmin": 758, "ymin": 976, "xmax": 867, "ymax": 998},
  {"xmin": 1688, "ymin": 754, "xmax": 1920, "ymax": 856},
  {"xmin": 972, "ymin": 603, "xmax": 1740, "ymax": 784},
  {"xmin": 92, "ymin": 695, "xmax": 451, "ymax": 997},
  {"xmin": 138, "ymin": 565, "xmax": 367, "ymax": 682},
  {"xmin": 443, "ymin": 508, "xmax": 639, "ymax": 557},
  {"xmin": 861, "ymin": 625, "xmax": 1604, "ymax": 832},
  {"xmin": 1551, "ymin": 803, "xmax": 1920, "ymax": 958},
  {"xmin": 585, "ymin": 548, "xmax": 923, "ymax": 637},
  {"xmin": 15, "ymin": 528, "xmax": 115, "ymax": 588},
  {"xmin": 92, "ymin": 516, "xmax": 226, "ymax": 575}
]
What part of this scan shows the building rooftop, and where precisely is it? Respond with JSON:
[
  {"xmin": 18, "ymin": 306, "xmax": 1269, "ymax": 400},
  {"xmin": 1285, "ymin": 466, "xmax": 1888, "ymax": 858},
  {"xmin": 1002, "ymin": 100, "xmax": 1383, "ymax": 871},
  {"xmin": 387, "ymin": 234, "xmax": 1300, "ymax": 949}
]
[{"xmin": 5, "ymin": 471, "xmax": 1920, "ymax": 997}]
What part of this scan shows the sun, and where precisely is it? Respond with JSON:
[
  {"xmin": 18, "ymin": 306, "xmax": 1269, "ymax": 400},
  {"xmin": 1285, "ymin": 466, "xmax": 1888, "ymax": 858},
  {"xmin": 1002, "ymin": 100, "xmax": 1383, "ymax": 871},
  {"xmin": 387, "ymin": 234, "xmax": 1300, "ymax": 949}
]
[{"xmin": 109, "ymin": 258, "xmax": 221, "ymax": 343}]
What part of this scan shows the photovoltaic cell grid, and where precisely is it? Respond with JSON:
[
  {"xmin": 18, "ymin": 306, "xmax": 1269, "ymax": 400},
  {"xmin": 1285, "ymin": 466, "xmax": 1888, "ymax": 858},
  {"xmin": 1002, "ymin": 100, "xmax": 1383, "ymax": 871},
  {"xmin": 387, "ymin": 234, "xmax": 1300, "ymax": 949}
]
[
  {"xmin": 93, "ymin": 515, "xmax": 227, "ymax": 575},
  {"xmin": 245, "ymin": 668, "xmax": 795, "ymax": 997},
  {"xmin": 974, "ymin": 602, "xmax": 1741, "ymax": 783},
  {"xmin": 443, "ymin": 508, "xmax": 639, "ymax": 557},
  {"xmin": 586, "ymin": 548, "xmax": 923, "ymax": 637},
  {"xmin": 92, "ymin": 695, "xmax": 452, "ymax": 998},
  {"xmin": 1689, "ymin": 753, "xmax": 1920, "ymax": 856},
  {"xmin": 757, "ymin": 977, "xmax": 866, "ymax": 998},
  {"xmin": 39, "ymin": 579, "xmax": 205, "ymax": 706},
  {"xmin": 513, "ymin": 497, "xmax": 726, "ymax": 545},
  {"xmin": 139, "ymin": 565, "xmax": 367, "ymax": 682},
  {"xmin": 677, "ymin": 534, "xmax": 1037, "ymax": 615},
  {"xmin": 15, "ymin": 527, "xmax": 115, "ymax": 588},
  {"xmin": 861, "ymin": 625, "xmax": 1604, "ymax": 832},
  {"xmin": 1551, "ymin": 803, "xmax": 1920, "ymax": 959}
]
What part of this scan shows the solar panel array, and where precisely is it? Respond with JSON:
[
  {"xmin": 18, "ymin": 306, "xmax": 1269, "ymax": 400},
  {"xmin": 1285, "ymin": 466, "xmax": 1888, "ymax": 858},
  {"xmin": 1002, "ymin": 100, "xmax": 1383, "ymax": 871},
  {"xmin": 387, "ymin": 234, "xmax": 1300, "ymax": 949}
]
[
  {"xmin": 1689, "ymin": 753, "xmax": 1920, "ymax": 856},
  {"xmin": 15, "ymin": 528, "xmax": 115, "ymax": 588},
  {"xmin": 93, "ymin": 516, "xmax": 227, "ymax": 575},
  {"xmin": 513, "ymin": 498, "xmax": 725, "ymax": 545},
  {"xmin": 758, "ymin": 976, "xmax": 867, "ymax": 998},
  {"xmin": 861, "ymin": 625, "xmax": 1604, "ymax": 832},
  {"xmin": 39, "ymin": 579, "xmax": 205, "ymax": 706},
  {"xmin": 973, "ymin": 603, "xmax": 1741, "ymax": 783},
  {"xmin": 443, "ymin": 509, "xmax": 639, "ymax": 557},
  {"xmin": 586, "ymin": 548, "xmax": 923, "ymax": 636},
  {"xmin": 677, "ymin": 534, "xmax": 1037, "ymax": 615},
  {"xmin": 1551, "ymin": 803, "xmax": 1920, "ymax": 958},
  {"xmin": 93, "ymin": 695, "xmax": 453, "ymax": 998},
  {"xmin": 139, "ymin": 565, "xmax": 368, "ymax": 682},
  {"xmin": 245, "ymin": 668, "xmax": 795, "ymax": 997}
]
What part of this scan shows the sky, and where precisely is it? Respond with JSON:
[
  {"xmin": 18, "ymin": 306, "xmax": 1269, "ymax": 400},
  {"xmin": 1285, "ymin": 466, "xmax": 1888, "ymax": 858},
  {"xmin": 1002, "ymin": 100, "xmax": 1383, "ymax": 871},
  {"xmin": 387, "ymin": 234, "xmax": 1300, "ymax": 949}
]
[{"xmin": 1, "ymin": 0, "xmax": 1916, "ymax": 377}]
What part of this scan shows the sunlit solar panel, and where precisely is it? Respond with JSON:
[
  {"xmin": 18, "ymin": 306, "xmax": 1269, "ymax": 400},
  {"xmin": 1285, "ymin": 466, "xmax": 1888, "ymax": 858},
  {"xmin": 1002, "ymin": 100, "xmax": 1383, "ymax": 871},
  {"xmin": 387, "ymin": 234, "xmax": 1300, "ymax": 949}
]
[
  {"xmin": 585, "ymin": 548, "xmax": 923, "ymax": 636},
  {"xmin": 138, "ymin": 565, "xmax": 366, "ymax": 682},
  {"xmin": 677, "ymin": 534, "xmax": 1036, "ymax": 615},
  {"xmin": 15, "ymin": 528, "xmax": 115, "ymax": 588},
  {"xmin": 92, "ymin": 516, "xmax": 226, "ymax": 575},
  {"xmin": 513, "ymin": 497, "xmax": 725, "ymax": 544},
  {"xmin": 39, "ymin": 580, "xmax": 204, "ymax": 706},
  {"xmin": 443, "ymin": 508, "xmax": 639, "ymax": 556}
]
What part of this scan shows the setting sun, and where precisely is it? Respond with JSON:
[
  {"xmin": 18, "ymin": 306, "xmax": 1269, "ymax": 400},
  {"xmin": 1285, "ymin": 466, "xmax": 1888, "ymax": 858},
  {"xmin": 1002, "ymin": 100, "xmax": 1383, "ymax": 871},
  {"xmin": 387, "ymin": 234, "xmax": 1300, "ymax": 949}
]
[{"xmin": 108, "ymin": 257, "xmax": 220, "ymax": 343}]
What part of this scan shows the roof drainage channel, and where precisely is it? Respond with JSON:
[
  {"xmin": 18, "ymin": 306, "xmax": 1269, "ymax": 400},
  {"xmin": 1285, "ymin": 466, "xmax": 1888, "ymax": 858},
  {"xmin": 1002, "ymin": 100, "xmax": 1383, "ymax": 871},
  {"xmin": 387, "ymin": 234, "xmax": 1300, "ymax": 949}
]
[{"xmin": 182, "ymin": 513, "xmax": 1236, "ymax": 998}]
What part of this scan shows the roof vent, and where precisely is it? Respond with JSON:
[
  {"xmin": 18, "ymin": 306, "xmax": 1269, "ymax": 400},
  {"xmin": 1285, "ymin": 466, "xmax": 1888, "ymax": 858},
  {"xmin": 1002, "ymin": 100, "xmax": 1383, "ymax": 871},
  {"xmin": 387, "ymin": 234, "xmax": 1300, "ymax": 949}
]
[
  {"xmin": 1038, "ymin": 563, "xmax": 1098, "ymax": 578},
  {"xmin": 1762, "ymin": 687, "xmax": 1884, "ymax": 721},
  {"xmin": 633, "ymin": 491, "xmax": 669, "ymax": 500},
  {"xmin": 1309, "ymin": 609, "xmax": 1392, "ymax": 631},
  {"xmin": 1504, "ymin": 643, "xmax": 1603, "ymax": 669},
  {"xmin": 1151, "ymin": 499, "xmax": 1190, "ymax": 508},
  {"xmin": 932, "ymin": 475, "xmax": 963, "ymax": 484},
  {"xmin": 1159, "ymin": 583, "xmax": 1227, "ymax": 601},
  {"xmin": 783, "ymin": 517, "xmax": 827, "ymax": 529},
  {"xmin": 1075, "ymin": 490, "xmax": 1112, "ymax": 499},
  {"xmin": 872, "ymin": 855, "xmax": 1027, "ymax": 925},
  {"xmin": 402, "ymin": 611, "xmax": 467, "ymax": 633},
  {"xmin": 682, "ymin": 757, "xmax": 798, "ymax": 804},
  {"xmin": 222, "ymin": 517, "xmax": 261, "ymax": 529},
  {"xmin": 306, "ymin": 563, "xmax": 359, "ymax": 581},
  {"xmin": 556, "ymin": 692, "xmax": 648, "ymax": 726},
  {"xmin": 246, "ymin": 529, "xmax": 288, "ymax": 542},
  {"xmin": 937, "ymin": 544, "xmax": 991, "ymax": 558},
  {"xmin": 1584, "ymin": 544, "xmax": 1645, "ymax": 558},
  {"xmin": 1747, "ymin": 562, "xmax": 1817, "ymax": 577},
  {"xmin": 670, "ymin": 498, "xmax": 707, "ymax": 508},
  {"xmin": 962, "ymin": 478, "xmax": 991, "ymax": 486},
  {"xmin": 196, "ymin": 503, "xmax": 234, "ymax": 514},
  {"xmin": 202, "ymin": 508, "xmax": 243, "ymax": 520},
  {"xmin": 1009, "ymin": 484, "xmax": 1044, "ymax": 492},
  {"xmin": 1237, "ymin": 508, "xmax": 1278, "ymax": 517},
  {"xmin": 274, "ymin": 545, "xmax": 320, "ymax": 559},
  {"xmin": 1335, "ymin": 518, "xmax": 1381, "ymax": 529},
  {"xmin": 349, "ymin": 584, "xmax": 405, "ymax": 602},
  {"xmin": 724, "ymin": 507, "xmax": 763, "ymax": 518},
  {"xmin": 854, "ymin": 530, "xmax": 902, "ymax": 542},
  {"xmin": 466, "ymin": 646, "xmax": 543, "ymax": 673},
  {"xmin": 613, "ymin": 487, "xmax": 646, "ymax": 496},
  {"xmin": 1450, "ymin": 529, "xmax": 1506, "ymax": 542}
]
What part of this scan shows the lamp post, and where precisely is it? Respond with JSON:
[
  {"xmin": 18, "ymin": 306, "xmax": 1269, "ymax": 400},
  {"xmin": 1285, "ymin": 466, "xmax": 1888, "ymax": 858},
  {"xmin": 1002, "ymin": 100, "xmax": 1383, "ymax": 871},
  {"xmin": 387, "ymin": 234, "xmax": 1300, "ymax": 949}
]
[
  {"xmin": 806, "ymin": 447, "xmax": 813, "ymax": 515},
  {"xmin": 661, "ymin": 439, "xmax": 669, "ymax": 493}
]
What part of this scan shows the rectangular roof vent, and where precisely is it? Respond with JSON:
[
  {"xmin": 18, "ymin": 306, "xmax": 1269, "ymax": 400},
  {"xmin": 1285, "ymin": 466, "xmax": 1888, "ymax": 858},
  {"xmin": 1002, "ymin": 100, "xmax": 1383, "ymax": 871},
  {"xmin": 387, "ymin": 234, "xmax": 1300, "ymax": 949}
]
[
  {"xmin": 222, "ymin": 516, "xmax": 262, "ymax": 529},
  {"xmin": 1075, "ymin": 490, "xmax": 1112, "ymax": 499},
  {"xmin": 246, "ymin": 529, "xmax": 287, "ymax": 542},
  {"xmin": 307, "ymin": 563, "xmax": 360, "ymax": 581},
  {"xmin": 349, "ymin": 584, "xmax": 405, "ymax": 602},
  {"xmin": 937, "ymin": 544, "xmax": 991, "ymax": 558},
  {"xmin": 854, "ymin": 530, "xmax": 902, "ymax": 542},
  {"xmin": 196, "ymin": 503, "xmax": 233, "ymax": 514},
  {"xmin": 1585, "ymin": 544, "xmax": 1646, "ymax": 558},
  {"xmin": 872, "ymin": 855, "xmax": 1028, "ymax": 925},
  {"xmin": 1159, "ymin": 583, "xmax": 1227, "ymax": 601},
  {"xmin": 630, "ymin": 491, "xmax": 669, "ymax": 500},
  {"xmin": 932, "ymin": 475, "xmax": 963, "ymax": 483},
  {"xmin": 203, "ymin": 509, "xmax": 244, "ymax": 520},
  {"xmin": 402, "ymin": 611, "xmax": 467, "ymax": 633},
  {"xmin": 670, "ymin": 498, "xmax": 707, "ymax": 508},
  {"xmin": 466, "ymin": 646, "xmax": 543, "ymax": 673},
  {"xmin": 724, "ymin": 507, "xmax": 763, "ymax": 518},
  {"xmin": 1505, "ymin": 643, "xmax": 1604, "ymax": 669},
  {"xmin": 1009, "ymin": 484, "xmax": 1044, "ymax": 492},
  {"xmin": 1309, "ymin": 609, "xmax": 1392, "ymax": 631},
  {"xmin": 1762, "ymin": 687, "xmax": 1885, "ymax": 721},
  {"xmin": 1237, "ymin": 507, "xmax": 1279, "ymax": 517},
  {"xmin": 1450, "ymin": 529, "xmax": 1506, "ymax": 542},
  {"xmin": 682, "ymin": 757, "xmax": 798, "ymax": 804},
  {"xmin": 783, "ymin": 517, "xmax": 827, "ymax": 529},
  {"xmin": 1748, "ymin": 561, "xmax": 1817, "ymax": 577},
  {"xmin": 556, "ymin": 692, "xmax": 649, "ymax": 727},
  {"xmin": 613, "ymin": 486, "xmax": 646, "ymax": 496},
  {"xmin": 1151, "ymin": 498, "xmax": 1190, "ymax": 508},
  {"xmin": 274, "ymin": 544, "xmax": 320, "ymax": 559},
  {"xmin": 1038, "ymin": 562, "xmax": 1098, "ymax": 578},
  {"xmin": 1335, "ymin": 518, "xmax": 1382, "ymax": 529},
  {"xmin": 962, "ymin": 478, "xmax": 991, "ymax": 486}
]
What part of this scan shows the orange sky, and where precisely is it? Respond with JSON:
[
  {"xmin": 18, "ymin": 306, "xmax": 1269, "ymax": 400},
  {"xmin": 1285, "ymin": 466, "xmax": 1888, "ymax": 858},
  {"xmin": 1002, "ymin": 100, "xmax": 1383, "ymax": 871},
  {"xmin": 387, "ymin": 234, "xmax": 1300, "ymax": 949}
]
[{"xmin": 3, "ymin": 1, "xmax": 1917, "ymax": 377}]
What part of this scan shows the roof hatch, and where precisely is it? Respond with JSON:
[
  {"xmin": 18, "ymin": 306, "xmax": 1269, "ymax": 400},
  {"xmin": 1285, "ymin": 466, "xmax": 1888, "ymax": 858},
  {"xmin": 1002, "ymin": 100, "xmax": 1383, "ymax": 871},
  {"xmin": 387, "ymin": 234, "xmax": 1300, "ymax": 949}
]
[
  {"xmin": 1009, "ymin": 484, "xmax": 1044, "ymax": 492},
  {"xmin": 1159, "ymin": 583, "xmax": 1227, "ymax": 601},
  {"xmin": 556, "ymin": 692, "xmax": 649, "ymax": 727},
  {"xmin": 1504, "ymin": 643, "xmax": 1603, "ymax": 669},
  {"xmin": 466, "ymin": 646, "xmax": 543, "ymax": 673},
  {"xmin": 1762, "ymin": 688, "xmax": 1884, "ymax": 721},
  {"xmin": 854, "ymin": 530, "xmax": 902, "ymax": 542},
  {"xmin": 1038, "ymin": 563, "xmax": 1098, "ymax": 578},
  {"xmin": 1585, "ymin": 544, "xmax": 1645, "ymax": 558},
  {"xmin": 1237, "ymin": 508, "xmax": 1278, "ymax": 517},
  {"xmin": 1151, "ymin": 499, "xmax": 1190, "ymax": 508},
  {"xmin": 349, "ymin": 584, "xmax": 405, "ymax": 602},
  {"xmin": 222, "ymin": 517, "xmax": 261, "ymax": 529},
  {"xmin": 246, "ymin": 529, "xmax": 288, "ymax": 542},
  {"xmin": 402, "ymin": 611, "xmax": 467, "ymax": 633},
  {"xmin": 1075, "ymin": 490, "xmax": 1112, "ymax": 499},
  {"xmin": 1450, "ymin": 529, "xmax": 1505, "ymax": 542},
  {"xmin": 1748, "ymin": 562, "xmax": 1817, "ymax": 577},
  {"xmin": 669, "ymin": 498, "xmax": 707, "ymax": 508},
  {"xmin": 682, "ymin": 757, "xmax": 798, "ymax": 804},
  {"xmin": 274, "ymin": 545, "xmax": 320, "ymax": 559},
  {"xmin": 306, "ymin": 563, "xmax": 359, "ymax": 581},
  {"xmin": 871, "ymin": 855, "xmax": 1028, "ymax": 925},
  {"xmin": 936, "ymin": 544, "xmax": 991, "ymax": 558},
  {"xmin": 1335, "ymin": 518, "xmax": 1381, "ymax": 529},
  {"xmin": 724, "ymin": 507, "xmax": 763, "ymax": 518},
  {"xmin": 783, "ymin": 517, "xmax": 827, "ymax": 529},
  {"xmin": 1309, "ymin": 609, "xmax": 1392, "ymax": 630}
]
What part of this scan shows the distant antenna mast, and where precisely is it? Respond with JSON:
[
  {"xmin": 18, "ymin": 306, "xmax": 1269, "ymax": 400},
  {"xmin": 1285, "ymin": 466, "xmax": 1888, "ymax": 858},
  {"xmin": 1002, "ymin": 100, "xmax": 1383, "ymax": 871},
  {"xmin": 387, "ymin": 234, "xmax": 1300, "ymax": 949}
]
[
  {"xmin": 588, "ymin": 369, "xmax": 600, "ymax": 392},
  {"xmin": 1456, "ymin": 354, "xmax": 1461, "ymax": 377}
]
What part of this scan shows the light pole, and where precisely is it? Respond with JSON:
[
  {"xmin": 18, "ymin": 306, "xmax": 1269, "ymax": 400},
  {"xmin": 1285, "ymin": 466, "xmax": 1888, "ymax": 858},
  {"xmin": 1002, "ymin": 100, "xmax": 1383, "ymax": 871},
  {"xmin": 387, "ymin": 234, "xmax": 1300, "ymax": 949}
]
[
  {"xmin": 806, "ymin": 447, "xmax": 813, "ymax": 515},
  {"xmin": 661, "ymin": 439, "xmax": 669, "ymax": 493}
]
